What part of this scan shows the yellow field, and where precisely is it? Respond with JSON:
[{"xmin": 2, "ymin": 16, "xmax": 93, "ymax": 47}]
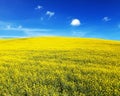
[{"xmin": 0, "ymin": 37, "xmax": 120, "ymax": 96}]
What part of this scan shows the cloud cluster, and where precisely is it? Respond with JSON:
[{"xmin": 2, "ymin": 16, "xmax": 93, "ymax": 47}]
[
  {"xmin": 35, "ymin": 5, "xmax": 55, "ymax": 19},
  {"xmin": 0, "ymin": 24, "xmax": 52, "ymax": 37},
  {"xmin": 6, "ymin": 25, "xmax": 22, "ymax": 30}
]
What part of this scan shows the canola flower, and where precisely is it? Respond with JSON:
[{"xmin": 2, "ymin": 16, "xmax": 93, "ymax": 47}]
[{"xmin": 0, "ymin": 37, "xmax": 120, "ymax": 96}]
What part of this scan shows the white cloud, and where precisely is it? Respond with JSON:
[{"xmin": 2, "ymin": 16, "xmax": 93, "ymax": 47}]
[
  {"xmin": 5, "ymin": 25, "xmax": 22, "ymax": 30},
  {"xmin": 21, "ymin": 28, "xmax": 53, "ymax": 37},
  {"xmin": 0, "ymin": 35, "xmax": 26, "ymax": 38},
  {"xmin": 0, "ymin": 21, "xmax": 54, "ymax": 37},
  {"xmin": 71, "ymin": 19, "xmax": 81, "ymax": 26},
  {"xmin": 3, "ymin": 25, "xmax": 50, "ymax": 32},
  {"xmin": 103, "ymin": 17, "xmax": 111, "ymax": 22},
  {"xmin": 6, "ymin": 25, "xmax": 11, "ymax": 29},
  {"xmin": 35, "ymin": 5, "xmax": 43, "ymax": 10},
  {"xmin": 18, "ymin": 25, "xmax": 22, "ymax": 29},
  {"xmin": 72, "ymin": 31, "xmax": 87, "ymax": 37},
  {"xmin": 1, "ymin": 25, "xmax": 52, "ymax": 36},
  {"xmin": 46, "ymin": 11, "xmax": 55, "ymax": 18}
]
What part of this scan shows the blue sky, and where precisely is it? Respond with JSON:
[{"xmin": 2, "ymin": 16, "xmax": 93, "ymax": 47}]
[{"xmin": 0, "ymin": 0, "xmax": 120, "ymax": 40}]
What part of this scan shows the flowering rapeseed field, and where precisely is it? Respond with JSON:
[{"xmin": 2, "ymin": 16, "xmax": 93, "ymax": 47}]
[{"xmin": 0, "ymin": 37, "xmax": 120, "ymax": 96}]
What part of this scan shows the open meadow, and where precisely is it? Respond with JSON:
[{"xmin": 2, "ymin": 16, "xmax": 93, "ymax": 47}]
[{"xmin": 0, "ymin": 37, "xmax": 120, "ymax": 96}]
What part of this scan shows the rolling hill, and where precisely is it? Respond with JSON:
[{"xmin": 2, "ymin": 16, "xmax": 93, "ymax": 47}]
[{"xmin": 0, "ymin": 37, "xmax": 120, "ymax": 96}]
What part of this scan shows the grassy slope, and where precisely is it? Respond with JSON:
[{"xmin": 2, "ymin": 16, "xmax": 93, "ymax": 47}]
[{"xmin": 0, "ymin": 37, "xmax": 120, "ymax": 96}]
